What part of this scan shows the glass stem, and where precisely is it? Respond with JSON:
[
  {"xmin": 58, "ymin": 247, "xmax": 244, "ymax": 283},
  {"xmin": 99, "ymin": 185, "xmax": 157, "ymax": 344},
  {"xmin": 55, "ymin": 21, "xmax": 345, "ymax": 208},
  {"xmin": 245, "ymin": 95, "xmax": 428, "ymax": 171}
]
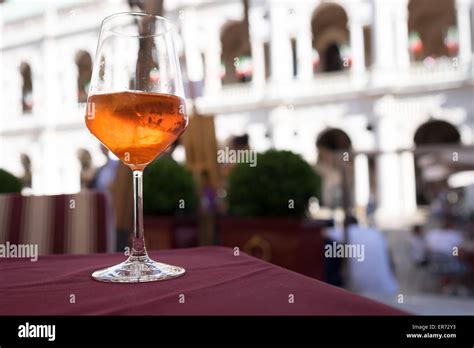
[{"xmin": 131, "ymin": 170, "xmax": 147, "ymax": 258}]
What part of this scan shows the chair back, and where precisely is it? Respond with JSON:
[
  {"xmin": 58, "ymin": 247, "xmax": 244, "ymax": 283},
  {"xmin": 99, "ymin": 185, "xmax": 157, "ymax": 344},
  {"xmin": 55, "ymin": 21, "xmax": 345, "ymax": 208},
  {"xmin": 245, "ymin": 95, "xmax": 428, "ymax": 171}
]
[{"xmin": 0, "ymin": 191, "xmax": 115, "ymax": 255}]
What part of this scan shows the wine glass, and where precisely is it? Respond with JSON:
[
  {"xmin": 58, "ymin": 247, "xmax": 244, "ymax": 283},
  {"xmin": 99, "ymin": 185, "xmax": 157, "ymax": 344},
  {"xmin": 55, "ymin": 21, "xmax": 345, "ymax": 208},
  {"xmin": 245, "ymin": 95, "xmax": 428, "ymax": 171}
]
[{"xmin": 85, "ymin": 12, "xmax": 187, "ymax": 283}]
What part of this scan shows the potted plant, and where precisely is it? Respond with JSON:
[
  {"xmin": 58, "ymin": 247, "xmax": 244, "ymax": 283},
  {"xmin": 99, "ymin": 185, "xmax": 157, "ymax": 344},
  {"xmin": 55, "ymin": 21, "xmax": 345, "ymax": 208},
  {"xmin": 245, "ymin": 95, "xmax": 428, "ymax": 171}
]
[
  {"xmin": 218, "ymin": 150, "xmax": 326, "ymax": 279},
  {"xmin": 0, "ymin": 169, "xmax": 23, "ymax": 194},
  {"xmin": 143, "ymin": 157, "xmax": 199, "ymax": 250}
]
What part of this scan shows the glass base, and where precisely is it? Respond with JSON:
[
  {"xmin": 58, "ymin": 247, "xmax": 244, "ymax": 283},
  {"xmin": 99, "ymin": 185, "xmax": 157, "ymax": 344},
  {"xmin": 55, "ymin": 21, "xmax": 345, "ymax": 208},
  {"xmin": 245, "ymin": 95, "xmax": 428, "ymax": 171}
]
[{"xmin": 91, "ymin": 255, "xmax": 185, "ymax": 283}]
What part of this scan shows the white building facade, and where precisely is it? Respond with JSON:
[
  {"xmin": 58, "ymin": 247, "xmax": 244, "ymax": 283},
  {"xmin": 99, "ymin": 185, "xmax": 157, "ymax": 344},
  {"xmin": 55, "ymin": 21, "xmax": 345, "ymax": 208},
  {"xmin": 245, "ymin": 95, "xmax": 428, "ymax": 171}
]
[{"xmin": 1, "ymin": 0, "xmax": 473, "ymax": 221}]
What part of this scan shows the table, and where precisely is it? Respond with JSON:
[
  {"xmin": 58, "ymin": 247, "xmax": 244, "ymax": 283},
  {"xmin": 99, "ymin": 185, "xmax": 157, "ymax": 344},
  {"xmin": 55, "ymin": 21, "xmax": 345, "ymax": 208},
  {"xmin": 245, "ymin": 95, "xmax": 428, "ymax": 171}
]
[{"xmin": 0, "ymin": 246, "xmax": 407, "ymax": 315}]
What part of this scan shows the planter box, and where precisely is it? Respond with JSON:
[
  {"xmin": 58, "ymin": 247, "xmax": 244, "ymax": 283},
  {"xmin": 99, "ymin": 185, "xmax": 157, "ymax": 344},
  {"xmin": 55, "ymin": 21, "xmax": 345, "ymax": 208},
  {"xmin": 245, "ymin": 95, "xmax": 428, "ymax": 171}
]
[
  {"xmin": 217, "ymin": 217, "xmax": 326, "ymax": 280},
  {"xmin": 144, "ymin": 216, "xmax": 197, "ymax": 250}
]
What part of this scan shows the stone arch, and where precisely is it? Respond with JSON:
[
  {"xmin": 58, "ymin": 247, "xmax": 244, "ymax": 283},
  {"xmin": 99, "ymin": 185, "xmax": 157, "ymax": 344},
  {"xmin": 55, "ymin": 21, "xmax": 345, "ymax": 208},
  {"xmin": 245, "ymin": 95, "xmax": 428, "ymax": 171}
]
[
  {"xmin": 316, "ymin": 128, "xmax": 352, "ymax": 151},
  {"xmin": 414, "ymin": 120, "xmax": 461, "ymax": 145},
  {"xmin": 413, "ymin": 119, "xmax": 460, "ymax": 204},
  {"xmin": 311, "ymin": 2, "xmax": 349, "ymax": 73}
]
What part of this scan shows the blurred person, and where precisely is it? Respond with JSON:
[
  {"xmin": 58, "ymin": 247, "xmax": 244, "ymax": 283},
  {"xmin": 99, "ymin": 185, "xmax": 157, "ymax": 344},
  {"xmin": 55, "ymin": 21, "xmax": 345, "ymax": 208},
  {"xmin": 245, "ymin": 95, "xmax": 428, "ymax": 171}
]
[
  {"xmin": 220, "ymin": 134, "xmax": 250, "ymax": 184},
  {"xmin": 231, "ymin": 134, "xmax": 249, "ymax": 151},
  {"xmin": 426, "ymin": 215, "xmax": 467, "ymax": 295},
  {"xmin": 90, "ymin": 146, "xmax": 120, "ymax": 252},
  {"xmin": 408, "ymin": 225, "xmax": 430, "ymax": 292},
  {"xmin": 459, "ymin": 214, "xmax": 474, "ymax": 291},
  {"xmin": 200, "ymin": 170, "xmax": 217, "ymax": 215},
  {"xmin": 323, "ymin": 220, "xmax": 343, "ymax": 287},
  {"xmin": 198, "ymin": 170, "xmax": 217, "ymax": 246},
  {"xmin": 366, "ymin": 192, "xmax": 376, "ymax": 226},
  {"xmin": 326, "ymin": 215, "xmax": 399, "ymax": 294},
  {"xmin": 467, "ymin": 214, "xmax": 474, "ymax": 241},
  {"xmin": 426, "ymin": 215, "xmax": 464, "ymax": 256},
  {"xmin": 77, "ymin": 148, "xmax": 96, "ymax": 189},
  {"xmin": 90, "ymin": 145, "xmax": 119, "ymax": 192},
  {"xmin": 315, "ymin": 147, "xmax": 343, "ymax": 208},
  {"xmin": 109, "ymin": 162, "xmax": 133, "ymax": 251},
  {"xmin": 409, "ymin": 225, "xmax": 428, "ymax": 266},
  {"xmin": 459, "ymin": 214, "xmax": 474, "ymax": 256}
]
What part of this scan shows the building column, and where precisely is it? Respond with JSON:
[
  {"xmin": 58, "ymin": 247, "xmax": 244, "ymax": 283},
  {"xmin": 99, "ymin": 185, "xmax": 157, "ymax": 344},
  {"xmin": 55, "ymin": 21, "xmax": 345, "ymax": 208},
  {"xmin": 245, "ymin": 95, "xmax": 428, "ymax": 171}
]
[
  {"xmin": 354, "ymin": 153, "xmax": 370, "ymax": 209},
  {"xmin": 399, "ymin": 151, "xmax": 417, "ymax": 215},
  {"xmin": 61, "ymin": 58, "xmax": 77, "ymax": 108},
  {"xmin": 456, "ymin": 0, "xmax": 473, "ymax": 65},
  {"xmin": 348, "ymin": 13, "xmax": 366, "ymax": 76},
  {"xmin": 395, "ymin": 0, "xmax": 410, "ymax": 69},
  {"xmin": 250, "ymin": 39, "xmax": 265, "ymax": 88},
  {"xmin": 269, "ymin": 3, "xmax": 293, "ymax": 83},
  {"xmin": 375, "ymin": 113, "xmax": 403, "ymax": 218},
  {"xmin": 249, "ymin": 7, "xmax": 266, "ymax": 88},
  {"xmin": 376, "ymin": 153, "xmax": 402, "ymax": 217},
  {"xmin": 204, "ymin": 23, "xmax": 222, "ymax": 96},
  {"xmin": 38, "ymin": 4, "xmax": 61, "ymax": 194},
  {"xmin": 296, "ymin": 5, "xmax": 314, "ymax": 81},
  {"xmin": 372, "ymin": 0, "xmax": 397, "ymax": 71}
]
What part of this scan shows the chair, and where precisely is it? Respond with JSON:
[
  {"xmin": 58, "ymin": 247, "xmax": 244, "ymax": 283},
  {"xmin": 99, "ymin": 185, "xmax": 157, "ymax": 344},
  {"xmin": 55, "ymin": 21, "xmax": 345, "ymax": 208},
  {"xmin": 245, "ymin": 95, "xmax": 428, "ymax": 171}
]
[{"xmin": 0, "ymin": 191, "xmax": 115, "ymax": 255}]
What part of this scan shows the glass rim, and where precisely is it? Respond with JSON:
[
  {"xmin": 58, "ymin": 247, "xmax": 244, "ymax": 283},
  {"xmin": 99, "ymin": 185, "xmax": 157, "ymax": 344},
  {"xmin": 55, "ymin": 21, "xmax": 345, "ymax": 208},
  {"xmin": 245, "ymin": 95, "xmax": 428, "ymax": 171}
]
[{"xmin": 101, "ymin": 12, "xmax": 174, "ymax": 38}]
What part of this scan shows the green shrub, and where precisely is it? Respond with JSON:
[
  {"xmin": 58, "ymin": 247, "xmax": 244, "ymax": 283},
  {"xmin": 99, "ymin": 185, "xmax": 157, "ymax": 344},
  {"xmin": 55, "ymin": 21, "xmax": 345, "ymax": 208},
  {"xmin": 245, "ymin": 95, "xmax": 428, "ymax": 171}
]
[
  {"xmin": 0, "ymin": 169, "xmax": 23, "ymax": 194},
  {"xmin": 143, "ymin": 157, "xmax": 198, "ymax": 216},
  {"xmin": 227, "ymin": 150, "xmax": 321, "ymax": 217}
]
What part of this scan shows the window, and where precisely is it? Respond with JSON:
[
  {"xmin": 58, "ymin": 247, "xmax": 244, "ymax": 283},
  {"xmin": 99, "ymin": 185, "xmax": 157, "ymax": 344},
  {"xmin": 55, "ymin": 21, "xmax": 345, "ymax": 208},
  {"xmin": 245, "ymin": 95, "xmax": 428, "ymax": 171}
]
[
  {"xmin": 20, "ymin": 62, "xmax": 33, "ymax": 113},
  {"xmin": 220, "ymin": 20, "xmax": 252, "ymax": 84},
  {"xmin": 408, "ymin": 0, "xmax": 456, "ymax": 60},
  {"xmin": 311, "ymin": 3, "xmax": 349, "ymax": 73},
  {"xmin": 76, "ymin": 51, "xmax": 92, "ymax": 103},
  {"xmin": 291, "ymin": 38, "xmax": 298, "ymax": 77},
  {"xmin": 263, "ymin": 41, "xmax": 271, "ymax": 79}
]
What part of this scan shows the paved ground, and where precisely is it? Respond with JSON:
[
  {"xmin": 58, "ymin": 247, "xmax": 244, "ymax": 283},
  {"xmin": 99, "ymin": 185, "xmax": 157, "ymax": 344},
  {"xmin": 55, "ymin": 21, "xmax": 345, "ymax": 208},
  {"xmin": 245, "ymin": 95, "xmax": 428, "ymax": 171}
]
[
  {"xmin": 362, "ymin": 292, "xmax": 474, "ymax": 315},
  {"xmin": 359, "ymin": 226, "xmax": 474, "ymax": 315}
]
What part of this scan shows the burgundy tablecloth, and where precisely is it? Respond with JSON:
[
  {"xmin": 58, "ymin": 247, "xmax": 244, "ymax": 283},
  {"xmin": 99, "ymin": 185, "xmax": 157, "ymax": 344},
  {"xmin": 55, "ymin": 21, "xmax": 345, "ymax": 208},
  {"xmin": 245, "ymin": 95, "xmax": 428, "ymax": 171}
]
[{"xmin": 0, "ymin": 246, "xmax": 406, "ymax": 315}]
